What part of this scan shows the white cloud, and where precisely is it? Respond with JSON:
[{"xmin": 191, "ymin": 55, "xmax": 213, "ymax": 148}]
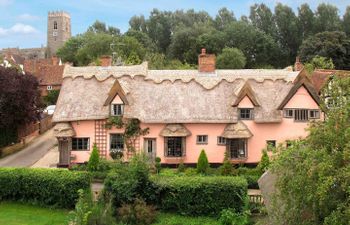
[
  {"xmin": 0, "ymin": 23, "xmax": 38, "ymax": 37},
  {"xmin": 18, "ymin": 13, "xmax": 40, "ymax": 21},
  {"xmin": 0, "ymin": 0, "xmax": 13, "ymax": 6}
]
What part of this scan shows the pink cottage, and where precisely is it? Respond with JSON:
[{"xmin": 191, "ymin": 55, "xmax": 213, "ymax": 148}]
[{"xmin": 53, "ymin": 50, "xmax": 323, "ymax": 167}]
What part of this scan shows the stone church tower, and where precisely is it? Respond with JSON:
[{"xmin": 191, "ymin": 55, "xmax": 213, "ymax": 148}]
[{"xmin": 47, "ymin": 11, "xmax": 71, "ymax": 57}]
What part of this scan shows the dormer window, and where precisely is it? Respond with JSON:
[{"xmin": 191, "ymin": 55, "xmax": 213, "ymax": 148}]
[
  {"xmin": 111, "ymin": 104, "xmax": 124, "ymax": 116},
  {"xmin": 239, "ymin": 108, "xmax": 253, "ymax": 120}
]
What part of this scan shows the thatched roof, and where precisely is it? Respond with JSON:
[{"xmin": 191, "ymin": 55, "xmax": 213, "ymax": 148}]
[
  {"xmin": 53, "ymin": 64, "xmax": 304, "ymax": 123},
  {"xmin": 53, "ymin": 122, "xmax": 75, "ymax": 137},
  {"xmin": 159, "ymin": 124, "xmax": 191, "ymax": 137},
  {"xmin": 221, "ymin": 122, "xmax": 253, "ymax": 139}
]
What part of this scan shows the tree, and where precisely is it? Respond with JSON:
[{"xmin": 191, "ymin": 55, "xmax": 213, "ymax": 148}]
[
  {"xmin": 215, "ymin": 7, "xmax": 236, "ymax": 30},
  {"xmin": 298, "ymin": 3, "xmax": 315, "ymax": 38},
  {"xmin": 314, "ymin": 3, "xmax": 342, "ymax": 32},
  {"xmin": 249, "ymin": 3, "xmax": 276, "ymax": 37},
  {"xmin": 87, "ymin": 20, "xmax": 120, "ymax": 35},
  {"xmin": 257, "ymin": 150, "xmax": 270, "ymax": 173},
  {"xmin": 343, "ymin": 6, "xmax": 350, "ymax": 36},
  {"xmin": 270, "ymin": 77, "xmax": 350, "ymax": 225},
  {"xmin": 216, "ymin": 47, "xmax": 246, "ymax": 69},
  {"xmin": 274, "ymin": 3, "xmax": 302, "ymax": 63},
  {"xmin": 197, "ymin": 149, "xmax": 209, "ymax": 174},
  {"xmin": 43, "ymin": 89, "xmax": 60, "ymax": 106},
  {"xmin": 56, "ymin": 35, "xmax": 84, "ymax": 65},
  {"xmin": 220, "ymin": 151, "xmax": 234, "ymax": 176},
  {"xmin": 299, "ymin": 31, "xmax": 350, "ymax": 70},
  {"xmin": 87, "ymin": 144, "xmax": 100, "ymax": 172},
  {"xmin": 304, "ymin": 56, "xmax": 335, "ymax": 73}
]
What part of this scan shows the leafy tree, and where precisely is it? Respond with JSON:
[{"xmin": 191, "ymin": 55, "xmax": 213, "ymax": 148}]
[
  {"xmin": 56, "ymin": 35, "xmax": 84, "ymax": 65},
  {"xmin": 197, "ymin": 149, "xmax": 209, "ymax": 174},
  {"xmin": 299, "ymin": 31, "xmax": 350, "ymax": 70},
  {"xmin": 147, "ymin": 53, "xmax": 194, "ymax": 69},
  {"xmin": 87, "ymin": 144, "xmax": 100, "ymax": 172},
  {"xmin": 129, "ymin": 15, "xmax": 147, "ymax": 32},
  {"xmin": 298, "ymin": 3, "xmax": 315, "ymax": 38},
  {"xmin": 216, "ymin": 47, "xmax": 246, "ymax": 69},
  {"xmin": 270, "ymin": 77, "xmax": 350, "ymax": 224},
  {"xmin": 257, "ymin": 150, "xmax": 270, "ymax": 173},
  {"xmin": 314, "ymin": 3, "xmax": 342, "ymax": 32},
  {"xmin": 249, "ymin": 3, "xmax": 277, "ymax": 37},
  {"xmin": 87, "ymin": 20, "xmax": 120, "ymax": 35},
  {"xmin": 43, "ymin": 89, "xmax": 60, "ymax": 106},
  {"xmin": 0, "ymin": 67, "xmax": 40, "ymax": 129},
  {"xmin": 304, "ymin": 56, "xmax": 335, "ymax": 73},
  {"xmin": 343, "ymin": 6, "xmax": 350, "ymax": 36},
  {"xmin": 214, "ymin": 7, "xmax": 236, "ymax": 30}
]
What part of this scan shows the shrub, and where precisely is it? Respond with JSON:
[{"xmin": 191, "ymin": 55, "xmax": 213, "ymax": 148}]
[
  {"xmin": 153, "ymin": 176, "xmax": 248, "ymax": 216},
  {"xmin": 197, "ymin": 149, "xmax": 209, "ymax": 174},
  {"xmin": 220, "ymin": 151, "xmax": 234, "ymax": 176},
  {"xmin": 118, "ymin": 198, "xmax": 157, "ymax": 225},
  {"xmin": 177, "ymin": 160, "xmax": 186, "ymax": 173},
  {"xmin": 70, "ymin": 189, "xmax": 93, "ymax": 225},
  {"xmin": 88, "ymin": 144, "xmax": 100, "ymax": 172},
  {"xmin": 257, "ymin": 150, "xmax": 270, "ymax": 173},
  {"xmin": 237, "ymin": 167, "xmax": 262, "ymax": 189},
  {"xmin": 184, "ymin": 168, "xmax": 197, "ymax": 176},
  {"xmin": 219, "ymin": 209, "xmax": 249, "ymax": 225},
  {"xmin": 0, "ymin": 168, "xmax": 91, "ymax": 208},
  {"xmin": 155, "ymin": 157, "xmax": 161, "ymax": 174},
  {"xmin": 104, "ymin": 154, "xmax": 157, "ymax": 207}
]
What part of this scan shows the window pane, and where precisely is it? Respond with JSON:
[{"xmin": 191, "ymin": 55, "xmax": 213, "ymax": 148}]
[
  {"xmin": 239, "ymin": 109, "xmax": 253, "ymax": 119},
  {"xmin": 166, "ymin": 137, "xmax": 183, "ymax": 157},
  {"xmin": 228, "ymin": 139, "xmax": 247, "ymax": 158},
  {"xmin": 110, "ymin": 134, "xmax": 124, "ymax": 150}
]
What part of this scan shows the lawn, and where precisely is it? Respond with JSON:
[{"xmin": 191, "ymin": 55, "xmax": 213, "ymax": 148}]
[
  {"xmin": 0, "ymin": 202, "xmax": 70, "ymax": 225},
  {"xmin": 153, "ymin": 212, "xmax": 220, "ymax": 225}
]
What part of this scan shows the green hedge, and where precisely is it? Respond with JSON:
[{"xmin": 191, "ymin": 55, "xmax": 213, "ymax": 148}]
[
  {"xmin": 0, "ymin": 168, "xmax": 91, "ymax": 208},
  {"xmin": 152, "ymin": 176, "xmax": 248, "ymax": 216}
]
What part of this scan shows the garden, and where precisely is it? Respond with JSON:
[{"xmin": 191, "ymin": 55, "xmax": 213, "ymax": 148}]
[{"xmin": 0, "ymin": 145, "xmax": 269, "ymax": 225}]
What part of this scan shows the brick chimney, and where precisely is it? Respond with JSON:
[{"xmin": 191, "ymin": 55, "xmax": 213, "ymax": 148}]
[
  {"xmin": 100, "ymin": 55, "xmax": 112, "ymax": 67},
  {"xmin": 294, "ymin": 56, "xmax": 304, "ymax": 71},
  {"xmin": 198, "ymin": 48, "xmax": 216, "ymax": 73},
  {"xmin": 51, "ymin": 56, "xmax": 59, "ymax": 65}
]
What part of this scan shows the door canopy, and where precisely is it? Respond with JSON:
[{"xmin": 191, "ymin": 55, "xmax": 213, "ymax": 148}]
[
  {"xmin": 221, "ymin": 121, "xmax": 253, "ymax": 139},
  {"xmin": 160, "ymin": 124, "xmax": 191, "ymax": 137},
  {"xmin": 53, "ymin": 122, "xmax": 75, "ymax": 138}
]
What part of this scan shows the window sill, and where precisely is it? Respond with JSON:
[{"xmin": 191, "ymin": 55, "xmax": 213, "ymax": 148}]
[
  {"xmin": 196, "ymin": 143, "xmax": 208, "ymax": 145},
  {"xmin": 71, "ymin": 149, "xmax": 90, "ymax": 151}
]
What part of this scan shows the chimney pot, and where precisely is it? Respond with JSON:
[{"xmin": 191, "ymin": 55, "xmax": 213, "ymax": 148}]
[
  {"xmin": 100, "ymin": 55, "xmax": 112, "ymax": 67},
  {"xmin": 198, "ymin": 49, "xmax": 216, "ymax": 73},
  {"xmin": 201, "ymin": 48, "xmax": 206, "ymax": 55}
]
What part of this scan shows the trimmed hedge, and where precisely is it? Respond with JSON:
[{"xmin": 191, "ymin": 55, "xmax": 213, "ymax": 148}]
[
  {"xmin": 0, "ymin": 168, "xmax": 91, "ymax": 208},
  {"xmin": 152, "ymin": 176, "xmax": 248, "ymax": 216}
]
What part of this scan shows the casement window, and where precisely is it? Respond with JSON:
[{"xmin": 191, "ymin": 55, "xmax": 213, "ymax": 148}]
[
  {"xmin": 110, "ymin": 134, "xmax": 124, "ymax": 151},
  {"xmin": 217, "ymin": 136, "xmax": 226, "ymax": 145},
  {"xmin": 283, "ymin": 109, "xmax": 294, "ymax": 118},
  {"xmin": 72, "ymin": 138, "xmax": 89, "ymax": 151},
  {"xmin": 309, "ymin": 110, "xmax": 320, "ymax": 119},
  {"xmin": 294, "ymin": 109, "xmax": 309, "ymax": 122},
  {"xmin": 196, "ymin": 135, "xmax": 208, "ymax": 144},
  {"xmin": 266, "ymin": 140, "xmax": 276, "ymax": 150},
  {"xmin": 239, "ymin": 108, "xmax": 253, "ymax": 120},
  {"xmin": 227, "ymin": 139, "xmax": 247, "ymax": 159},
  {"xmin": 164, "ymin": 137, "xmax": 185, "ymax": 157},
  {"xmin": 111, "ymin": 104, "xmax": 124, "ymax": 116}
]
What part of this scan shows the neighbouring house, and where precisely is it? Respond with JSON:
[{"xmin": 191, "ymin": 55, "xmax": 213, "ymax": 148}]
[
  {"xmin": 53, "ymin": 50, "xmax": 323, "ymax": 167},
  {"xmin": 24, "ymin": 56, "xmax": 64, "ymax": 96}
]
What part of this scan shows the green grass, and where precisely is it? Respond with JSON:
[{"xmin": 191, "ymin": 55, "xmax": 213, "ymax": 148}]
[
  {"xmin": 0, "ymin": 202, "xmax": 70, "ymax": 225},
  {"xmin": 152, "ymin": 212, "xmax": 220, "ymax": 225}
]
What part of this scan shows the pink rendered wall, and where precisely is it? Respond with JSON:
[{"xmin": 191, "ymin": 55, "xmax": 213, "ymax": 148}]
[
  {"xmin": 69, "ymin": 86, "xmax": 322, "ymax": 164},
  {"xmin": 238, "ymin": 96, "xmax": 254, "ymax": 108},
  {"xmin": 111, "ymin": 95, "xmax": 123, "ymax": 104}
]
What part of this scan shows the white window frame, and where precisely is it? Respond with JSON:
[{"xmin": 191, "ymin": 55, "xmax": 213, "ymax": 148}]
[
  {"xmin": 72, "ymin": 138, "xmax": 90, "ymax": 151},
  {"xmin": 217, "ymin": 136, "xmax": 226, "ymax": 145},
  {"xmin": 239, "ymin": 108, "xmax": 253, "ymax": 120},
  {"xmin": 196, "ymin": 135, "xmax": 208, "ymax": 145},
  {"xmin": 283, "ymin": 109, "xmax": 294, "ymax": 118},
  {"xmin": 111, "ymin": 104, "xmax": 124, "ymax": 116},
  {"xmin": 309, "ymin": 109, "xmax": 320, "ymax": 119}
]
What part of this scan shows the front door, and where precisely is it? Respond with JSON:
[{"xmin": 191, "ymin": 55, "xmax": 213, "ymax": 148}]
[
  {"xmin": 144, "ymin": 138, "xmax": 156, "ymax": 160},
  {"xmin": 58, "ymin": 137, "xmax": 71, "ymax": 167}
]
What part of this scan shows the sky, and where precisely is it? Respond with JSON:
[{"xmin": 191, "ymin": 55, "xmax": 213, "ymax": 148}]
[{"xmin": 0, "ymin": 0, "xmax": 349, "ymax": 49}]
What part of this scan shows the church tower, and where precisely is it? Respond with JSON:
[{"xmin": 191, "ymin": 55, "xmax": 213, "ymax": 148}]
[{"xmin": 47, "ymin": 11, "xmax": 71, "ymax": 57}]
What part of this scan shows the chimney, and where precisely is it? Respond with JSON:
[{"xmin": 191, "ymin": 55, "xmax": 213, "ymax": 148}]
[
  {"xmin": 198, "ymin": 48, "xmax": 216, "ymax": 73},
  {"xmin": 51, "ymin": 56, "xmax": 59, "ymax": 65},
  {"xmin": 294, "ymin": 56, "xmax": 304, "ymax": 71},
  {"xmin": 100, "ymin": 55, "xmax": 112, "ymax": 67}
]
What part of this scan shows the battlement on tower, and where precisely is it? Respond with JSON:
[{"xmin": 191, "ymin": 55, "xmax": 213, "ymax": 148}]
[{"xmin": 48, "ymin": 11, "xmax": 70, "ymax": 18}]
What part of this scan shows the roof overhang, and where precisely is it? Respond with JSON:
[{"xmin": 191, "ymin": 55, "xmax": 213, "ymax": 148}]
[
  {"xmin": 159, "ymin": 124, "xmax": 192, "ymax": 137},
  {"xmin": 221, "ymin": 121, "xmax": 253, "ymax": 139},
  {"xmin": 53, "ymin": 122, "xmax": 75, "ymax": 137}
]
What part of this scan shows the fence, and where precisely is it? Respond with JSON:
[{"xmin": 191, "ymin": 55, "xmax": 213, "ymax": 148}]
[{"xmin": 39, "ymin": 115, "xmax": 53, "ymax": 134}]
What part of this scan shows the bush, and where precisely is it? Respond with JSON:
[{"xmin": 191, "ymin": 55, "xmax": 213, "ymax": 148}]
[
  {"xmin": 219, "ymin": 209, "xmax": 249, "ymax": 225},
  {"xmin": 220, "ymin": 152, "xmax": 234, "ymax": 176},
  {"xmin": 118, "ymin": 198, "xmax": 157, "ymax": 225},
  {"xmin": 153, "ymin": 176, "xmax": 248, "ymax": 216},
  {"xmin": 0, "ymin": 168, "xmax": 91, "ymax": 208},
  {"xmin": 177, "ymin": 160, "xmax": 186, "ymax": 173},
  {"xmin": 237, "ymin": 167, "xmax": 262, "ymax": 189},
  {"xmin": 155, "ymin": 157, "xmax": 161, "ymax": 174},
  {"xmin": 104, "ymin": 154, "xmax": 157, "ymax": 207},
  {"xmin": 257, "ymin": 150, "xmax": 270, "ymax": 173},
  {"xmin": 88, "ymin": 144, "xmax": 100, "ymax": 172},
  {"xmin": 197, "ymin": 149, "xmax": 209, "ymax": 174},
  {"xmin": 184, "ymin": 168, "xmax": 197, "ymax": 176}
]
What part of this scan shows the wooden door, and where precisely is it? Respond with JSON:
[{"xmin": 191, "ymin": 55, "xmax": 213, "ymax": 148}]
[
  {"xmin": 144, "ymin": 138, "xmax": 156, "ymax": 161},
  {"xmin": 58, "ymin": 138, "xmax": 70, "ymax": 166}
]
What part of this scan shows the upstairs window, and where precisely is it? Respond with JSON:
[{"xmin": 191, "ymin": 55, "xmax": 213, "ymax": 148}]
[
  {"xmin": 239, "ymin": 108, "xmax": 253, "ymax": 120},
  {"xmin": 72, "ymin": 138, "xmax": 89, "ymax": 151},
  {"xmin": 53, "ymin": 21, "xmax": 58, "ymax": 30},
  {"xmin": 111, "ymin": 104, "xmax": 124, "ymax": 116},
  {"xmin": 284, "ymin": 109, "xmax": 320, "ymax": 122},
  {"xmin": 309, "ymin": 110, "xmax": 320, "ymax": 119},
  {"xmin": 283, "ymin": 109, "xmax": 293, "ymax": 118},
  {"xmin": 294, "ymin": 109, "xmax": 308, "ymax": 122},
  {"xmin": 196, "ymin": 135, "xmax": 208, "ymax": 145}
]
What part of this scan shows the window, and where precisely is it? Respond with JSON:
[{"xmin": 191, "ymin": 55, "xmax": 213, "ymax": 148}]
[
  {"xmin": 111, "ymin": 104, "xmax": 124, "ymax": 116},
  {"xmin": 164, "ymin": 137, "xmax": 185, "ymax": 157},
  {"xmin": 47, "ymin": 85, "xmax": 53, "ymax": 90},
  {"xmin": 239, "ymin": 108, "xmax": 253, "ymax": 120},
  {"xmin": 283, "ymin": 109, "xmax": 294, "ymax": 118},
  {"xmin": 53, "ymin": 21, "xmax": 57, "ymax": 30},
  {"xmin": 294, "ymin": 109, "xmax": 308, "ymax": 122},
  {"xmin": 72, "ymin": 138, "xmax": 89, "ymax": 151},
  {"xmin": 110, "ymin": 134, "xmax": 124, "ymax": 151},
  {"xmin": 217, "ymin": 136, "xmax": 226, "ymax": 145},
  {"xmin": 196, "ymin": 135, "xmax": 208, "ymax": 144},
  {"xmin": 309, "ymin": 110, "xmax": 320, "ymax": 119},
  {"xmin": 266, "ymin": 140, "xmax": 276, "ymax": 151},
  {"xmin": 227, "ymin": 139, "xmax": 247, "ymax": 159}
]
